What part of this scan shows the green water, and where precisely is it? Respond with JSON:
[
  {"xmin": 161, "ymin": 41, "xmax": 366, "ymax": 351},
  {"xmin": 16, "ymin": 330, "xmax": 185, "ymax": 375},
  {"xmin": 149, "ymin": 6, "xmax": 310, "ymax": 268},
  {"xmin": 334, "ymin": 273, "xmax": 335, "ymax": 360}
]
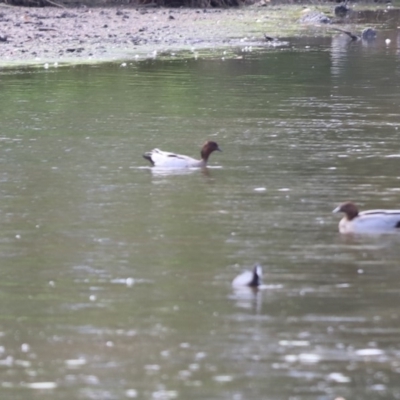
[{"xmin": 1, "ymin": 38, "xmax": 400, "ymax": 400}]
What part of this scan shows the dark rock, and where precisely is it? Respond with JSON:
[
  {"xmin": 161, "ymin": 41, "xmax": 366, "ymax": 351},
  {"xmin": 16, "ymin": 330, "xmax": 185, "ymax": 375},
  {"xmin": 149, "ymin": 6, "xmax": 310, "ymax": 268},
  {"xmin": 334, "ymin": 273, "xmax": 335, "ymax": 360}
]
[
  {"xmin": 335, "ymin": 4, "xmax": 350, "ymax": 17},
  {"xmin": 58, "ymin": 12, "xmax": 77, "ymax": 19},
  {"xmin": 299, "ymin": 11, "xmax": 331, "ymax": 24},
  {"xmin": 66, "ymin": 47, "xmax": 85, "ymax": 53},
  {"xmin": 361, "ymin": 28, "xmax": 377, "ymax": 41}
]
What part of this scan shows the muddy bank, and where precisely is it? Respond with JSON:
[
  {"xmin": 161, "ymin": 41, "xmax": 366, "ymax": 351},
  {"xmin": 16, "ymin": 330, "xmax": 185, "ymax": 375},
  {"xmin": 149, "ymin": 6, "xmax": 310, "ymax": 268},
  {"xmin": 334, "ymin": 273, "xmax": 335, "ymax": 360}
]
[
  {"xmin": 0, "ymin": 5, "xmax": 294, "ymax": 67},
  {"xmin": 0, "ymin": 3, "xmax": 396, "ymax": 67}
]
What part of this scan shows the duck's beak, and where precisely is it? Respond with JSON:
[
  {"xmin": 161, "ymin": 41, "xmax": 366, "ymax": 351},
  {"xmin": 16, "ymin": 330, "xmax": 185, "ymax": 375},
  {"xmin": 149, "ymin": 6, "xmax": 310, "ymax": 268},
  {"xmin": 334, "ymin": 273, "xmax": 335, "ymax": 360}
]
[
  {"xmin": 216, "ymin": 146, "xmax": 222, "ymax": 152},
  {"xmin": 332, "ymin": 206, "xmax": 341, "ymax": 213}
]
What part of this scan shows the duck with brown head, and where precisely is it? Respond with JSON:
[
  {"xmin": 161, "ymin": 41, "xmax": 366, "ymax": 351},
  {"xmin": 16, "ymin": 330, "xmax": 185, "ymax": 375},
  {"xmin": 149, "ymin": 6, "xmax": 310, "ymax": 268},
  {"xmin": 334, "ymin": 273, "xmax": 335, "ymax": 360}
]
[
  {"xmin": 333, "ymin": 201, "xmax": 400, "ymax": 234},
  {"xmin": 143, "ymin": 141, "xmax": 221, "ymax": 169}
]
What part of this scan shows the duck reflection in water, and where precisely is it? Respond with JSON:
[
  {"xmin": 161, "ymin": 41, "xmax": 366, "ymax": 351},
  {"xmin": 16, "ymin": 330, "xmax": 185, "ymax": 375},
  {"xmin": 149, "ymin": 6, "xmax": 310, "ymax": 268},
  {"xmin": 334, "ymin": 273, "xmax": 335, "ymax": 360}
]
[{"xmin": 148, "ymin": 165, "xmax": 220, "ymax": 177}]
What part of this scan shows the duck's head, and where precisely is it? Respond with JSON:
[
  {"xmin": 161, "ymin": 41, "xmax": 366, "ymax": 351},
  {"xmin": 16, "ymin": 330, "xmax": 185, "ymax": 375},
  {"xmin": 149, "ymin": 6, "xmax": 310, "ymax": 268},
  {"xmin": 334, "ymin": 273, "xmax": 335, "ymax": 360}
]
[
  {"xmin": 249, "ymin": 264, "xmax": 262, "ymax": 287},
  {"xmin": 201, "ymin": 141, "xmax": 222, "ymax": 161},
  {"xmin": 333, "ymin": 201, "xmax": 359, "ymax": 220}
]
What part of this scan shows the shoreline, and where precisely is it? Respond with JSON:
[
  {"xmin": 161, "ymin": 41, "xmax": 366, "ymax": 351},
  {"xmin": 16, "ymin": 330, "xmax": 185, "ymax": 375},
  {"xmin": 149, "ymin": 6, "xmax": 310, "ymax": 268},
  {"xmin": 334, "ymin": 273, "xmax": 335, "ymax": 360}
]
[{"xmin": 0, "ymin": 3, "xmax": 395, "ymax": 68}]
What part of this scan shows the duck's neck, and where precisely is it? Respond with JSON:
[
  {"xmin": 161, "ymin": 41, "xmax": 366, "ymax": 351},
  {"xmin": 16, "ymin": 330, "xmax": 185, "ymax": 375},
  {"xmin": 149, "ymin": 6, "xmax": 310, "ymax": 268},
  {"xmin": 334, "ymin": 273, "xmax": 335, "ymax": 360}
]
[
  {"xmin": 200, "ymin": 149, "xmax": 210, "ymax": 162},
  {"xmin": 346, "ymin": 209, "xmax": 359, "ymax": 221},
  {"xmin": 249, "ymin": 272, "xmax": 260, "ymax": 287}
]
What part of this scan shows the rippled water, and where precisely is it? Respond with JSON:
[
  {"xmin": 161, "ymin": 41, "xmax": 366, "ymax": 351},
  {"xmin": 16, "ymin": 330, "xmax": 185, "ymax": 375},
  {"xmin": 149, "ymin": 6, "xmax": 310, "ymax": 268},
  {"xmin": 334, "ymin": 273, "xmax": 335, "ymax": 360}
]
[{"xmin": 1, "ymin": 32, "xmax": 400, "ymax": 400}]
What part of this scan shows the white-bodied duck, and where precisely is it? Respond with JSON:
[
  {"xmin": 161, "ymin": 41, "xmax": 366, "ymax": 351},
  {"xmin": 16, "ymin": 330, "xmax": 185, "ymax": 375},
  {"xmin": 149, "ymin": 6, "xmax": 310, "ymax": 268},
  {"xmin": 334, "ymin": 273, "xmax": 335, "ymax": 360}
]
[
  {"xmin": 143, "ymin": 141, "xmax": 221, "ymax": 168},
  {"xmin": 333, "ymin": 201, "xmax": 400, "ymax": 234},
  {"xmin": 232, "ymin": 264, "xmax": 263, "ymax": 288}
]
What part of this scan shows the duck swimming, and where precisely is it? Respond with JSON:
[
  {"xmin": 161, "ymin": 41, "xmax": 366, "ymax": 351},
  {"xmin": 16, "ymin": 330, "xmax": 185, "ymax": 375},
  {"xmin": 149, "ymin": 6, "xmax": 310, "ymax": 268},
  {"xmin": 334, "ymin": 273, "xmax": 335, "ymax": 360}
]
[
  {"xmin": 232, "ymin": 264, "xmax": 263, "ymax": 288},
  {"xmin": 333, "ymin": 201, "xmax": 400, "ymax": 234},
  {"xmin": 143, "ymin": 141, "xmax": 221, "ymax": 168}
]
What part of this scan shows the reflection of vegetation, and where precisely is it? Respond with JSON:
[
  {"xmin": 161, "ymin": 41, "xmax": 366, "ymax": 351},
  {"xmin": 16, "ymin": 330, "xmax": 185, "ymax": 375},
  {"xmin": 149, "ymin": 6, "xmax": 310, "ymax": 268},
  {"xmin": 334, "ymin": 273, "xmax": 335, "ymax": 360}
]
[
  {"xmin": 2, "ymin": 40, "xmax": 399, "ymax": 138},
  {"xmin": 0, "ymin": 51, "xmax": 331, "ymax": 136}
]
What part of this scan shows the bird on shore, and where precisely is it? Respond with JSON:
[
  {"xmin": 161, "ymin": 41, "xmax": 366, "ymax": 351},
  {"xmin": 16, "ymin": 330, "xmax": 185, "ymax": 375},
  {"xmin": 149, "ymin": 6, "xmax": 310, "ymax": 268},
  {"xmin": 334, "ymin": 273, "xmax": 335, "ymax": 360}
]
[
  {"xmin": 143, "ymin": 140, "xmax": 221, "ymax": 169},
  {"xmin": 264, "ymin": 33, "xmax": 276, "ymax": 42},
  {"xmin": 333, "ymin": 202, "xmax": 400, "ymax": 234},
  {"xmin": 232, "ymin": 264, "xmax": 263, "ymax": 288}
]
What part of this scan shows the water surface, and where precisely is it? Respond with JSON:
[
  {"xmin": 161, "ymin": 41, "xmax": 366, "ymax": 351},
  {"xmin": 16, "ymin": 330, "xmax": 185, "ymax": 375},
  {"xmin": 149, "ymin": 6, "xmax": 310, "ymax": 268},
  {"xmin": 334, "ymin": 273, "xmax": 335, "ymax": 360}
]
[{"xmin": 1, "ymin": 33, "xmax": 400, "ymax": 400}]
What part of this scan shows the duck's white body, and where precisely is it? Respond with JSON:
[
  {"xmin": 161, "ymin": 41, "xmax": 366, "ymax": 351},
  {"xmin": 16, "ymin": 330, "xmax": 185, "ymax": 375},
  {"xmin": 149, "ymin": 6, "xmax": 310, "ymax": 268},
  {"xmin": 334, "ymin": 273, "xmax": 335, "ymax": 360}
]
[
  {"xmin": 232, "ymin": 264, "xmax": 263, "ymax": 288},
  {"xmin": 143, "ymin": 141, "xmax": 221, "ymax": 169},
  {"xmin": 144, "ymin": 149, "xmax": 206, "ymax": 168},
  {"xmin": 333, "ymin": 202, "xmax": 400, "ymax": 234}
]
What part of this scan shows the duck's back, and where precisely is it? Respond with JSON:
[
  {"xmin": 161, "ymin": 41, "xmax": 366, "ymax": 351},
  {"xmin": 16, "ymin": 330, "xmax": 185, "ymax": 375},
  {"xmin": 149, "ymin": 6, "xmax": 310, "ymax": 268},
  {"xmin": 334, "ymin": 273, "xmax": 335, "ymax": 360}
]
[
  {"xmin": 232, "ymin": 270, "xmax": 255, "ymax": 288},
  {"xmin": 342, "ymin": 210, "xmax": 400, "ymax": 233}
]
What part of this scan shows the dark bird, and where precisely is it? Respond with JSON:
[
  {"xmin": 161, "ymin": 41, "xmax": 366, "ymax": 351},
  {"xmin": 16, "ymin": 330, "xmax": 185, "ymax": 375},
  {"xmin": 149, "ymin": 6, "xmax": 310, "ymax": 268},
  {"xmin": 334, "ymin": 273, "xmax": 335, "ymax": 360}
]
[{"xmin": 264, "ymin": 34, "xmax": 276, "ymax": 42}]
